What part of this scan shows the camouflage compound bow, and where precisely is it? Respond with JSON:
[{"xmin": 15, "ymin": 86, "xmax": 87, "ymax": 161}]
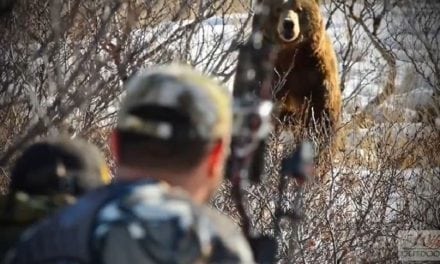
[{"xmin": 227, "ymin": 0, "xmax": 315, "ymax": 262}]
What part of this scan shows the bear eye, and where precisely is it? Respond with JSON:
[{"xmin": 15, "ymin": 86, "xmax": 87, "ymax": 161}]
[{"xmin": 275, "ymin": 7, "xmax": 282, "ymax": 13}]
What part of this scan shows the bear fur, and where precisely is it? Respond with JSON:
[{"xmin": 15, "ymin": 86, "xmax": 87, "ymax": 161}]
[{"xmin": 264, "ymin": 0, "xmax": 342, "ymax": 135}]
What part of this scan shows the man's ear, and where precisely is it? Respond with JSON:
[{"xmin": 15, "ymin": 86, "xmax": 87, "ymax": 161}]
[
  {"xmin": 207, "ymin": 139, "xmax": 225, "ymax": 177},
  {"xmin": 110, "ymin": 130, "xmax": 120, "ymax": 163}
]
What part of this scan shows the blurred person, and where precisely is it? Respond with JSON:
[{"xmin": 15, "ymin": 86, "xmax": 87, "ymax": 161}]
[
  {"xmin": 7, "ymin": 64, "xmax": 254, "ymax": 264},
  {"xmin": 0, "ymin": 138, "xmax": 111, "ymax": 259},
  {"xmin": 0, "ymin": 0, "xmax": 14, "ymax": 16}
]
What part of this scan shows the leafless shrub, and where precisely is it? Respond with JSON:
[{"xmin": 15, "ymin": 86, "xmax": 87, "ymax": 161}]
[
  {"xmin": 212, "ymin": 1, "xmax": 440, "ymax": 262},
  {"xmin": 213, "ymin": 118, "xmax": 439, "ymax": 262},
  {"xmin": 0, "ymin": 0, "xmax": 252, "ymax": 190}
]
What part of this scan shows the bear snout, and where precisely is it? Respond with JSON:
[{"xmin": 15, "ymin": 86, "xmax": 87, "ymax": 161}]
[{"xmin": 278, "ymin": 10, "xmax": 300, "ymax": 42}]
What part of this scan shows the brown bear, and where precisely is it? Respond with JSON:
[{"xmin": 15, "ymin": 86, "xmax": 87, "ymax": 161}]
[{"xmin": 263, "ymin": 0, "xmax": 342, "ymax": 136}]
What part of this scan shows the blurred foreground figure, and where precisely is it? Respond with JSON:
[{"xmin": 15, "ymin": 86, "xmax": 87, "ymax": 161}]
[
  {"xmin": 0, "ymin": 0, "xmax": 14, "ymax": 16},
  {"xmin": 0, "ymin": 138, "xmax": 111, "ymax": 260},
  {"xmin": 7, "ymin": 65, "xmax": 254, "ymax": 264}
]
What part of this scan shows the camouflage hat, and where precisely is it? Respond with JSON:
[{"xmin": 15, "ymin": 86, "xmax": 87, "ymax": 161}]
[
  {"xmin": 117, "ymin": 64, "xmax": 232, "ymax": 141},
  {"xmin": 10, "ymin": 138, "xmax": 111, "ymax": 196}
]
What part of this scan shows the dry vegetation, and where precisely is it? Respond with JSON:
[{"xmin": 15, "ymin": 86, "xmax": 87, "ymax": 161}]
[
  {"xmin": 1, "ymin": 0, "xmax": 439, "ymax": 262},
  {"xmin": 0, "ymin": 0, "xmax": 252, "ymax": 193}
]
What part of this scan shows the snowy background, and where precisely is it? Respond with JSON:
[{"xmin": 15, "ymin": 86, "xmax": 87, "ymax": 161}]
[{"xmin": 1, "ymin": 0, "xmax": 439, "ymax": 262}]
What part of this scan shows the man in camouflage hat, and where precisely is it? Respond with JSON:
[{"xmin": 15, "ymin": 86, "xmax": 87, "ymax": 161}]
[
  {"xmin": 0, "ymin": 137, "xmax": 111, "ymax": 260},
  {"xmin": 7, "ymin": 64, "xmax": 254, "ymax": 264}
]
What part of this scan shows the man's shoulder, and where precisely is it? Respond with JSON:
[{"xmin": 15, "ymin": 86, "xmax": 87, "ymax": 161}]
[
  {"xmin": 201, "ymin": 206, "xmax": 254, "ymax": 263},
  {"xmin": 92, "ymin": 181, "xmax": 254, "ymax": 263},
  {"xmin": 92, "ymin": 182, "xmax": 201, "ymax": 262},
  {"xmin": 8, "ymin": 181, "xmax": 254, "ymax": 263},
  {"xmin": 5, "ymin": 181, "xmax": 158, "ymax": 263}
]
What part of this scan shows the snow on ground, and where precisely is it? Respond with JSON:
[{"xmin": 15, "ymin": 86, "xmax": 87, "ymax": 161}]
[
  {"xmin": 137, "ymin": 6, "xmax": 438, "ymax": 142},
  {"xmin": 325, "ymin": 3, "xmax": 437, "ymax": 123},
  {"xmin": 129, "ymin": 13, "xmax": 250, "ymax": 92},
  {"xmin": 126, "ymin": 6, "xmax": 437, "ymax": 172},
  {"xmin": 126, "ymin": 5, "xmax": 436, "ymax": 124}
]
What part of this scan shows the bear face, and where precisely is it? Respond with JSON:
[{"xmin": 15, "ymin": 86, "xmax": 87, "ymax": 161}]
[{"xmin": 263, "ymin": 0, "xmax": 323, "ymax": 48}]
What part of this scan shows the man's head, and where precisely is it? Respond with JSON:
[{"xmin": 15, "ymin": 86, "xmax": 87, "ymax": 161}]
[
  {"xmin": 10, "ymin": 137, "xmax": 111, "ymax": 197},
  {"xmin": 112, "ymin": 64, "xmax": 232, "ymax": 202}
]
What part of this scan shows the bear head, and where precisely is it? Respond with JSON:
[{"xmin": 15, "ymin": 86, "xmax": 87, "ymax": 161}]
[{"xmin": 262, "ymin": 0, "xmax": 324, "ymax": 47}]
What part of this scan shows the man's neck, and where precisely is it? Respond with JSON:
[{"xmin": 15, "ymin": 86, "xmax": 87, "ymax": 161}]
[
  {"xmin": 115, "ymin": 165, "xmax": 210, "ymax": 204},
  {"xmin": 115, "ymin": 166, "xmax": 153, "ymax": 182}
]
